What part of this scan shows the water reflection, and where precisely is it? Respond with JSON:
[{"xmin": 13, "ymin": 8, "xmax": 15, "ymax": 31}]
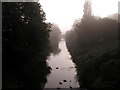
[
  {"xmin": 52, "ymin": 48, "xmax": 61, "ymax": 56},
  {"xmin": 45, "ymin": 40, "xmax": 79, "ymax": 88}
]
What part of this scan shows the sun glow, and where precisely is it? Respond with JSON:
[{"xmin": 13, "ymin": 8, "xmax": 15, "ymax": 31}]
[{"xmin": 39, "ymin": 0, "xmax": 119, "ymax": 33}]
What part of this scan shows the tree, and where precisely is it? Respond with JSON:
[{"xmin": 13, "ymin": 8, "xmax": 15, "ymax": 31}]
[
  {"xmin": 49, "ymin": 23, "xmax": 61, "ymax": 54},
  {"xmin": 3, "ymin": 2, "xmax": 51, "ymax": 88},
  {"xmin": 82, "ymin": 1, "xmax": 92, "ymax": 22},
  {"xmin": 65, "ymin": 1, "xmax": 119, "ymax": 89}
]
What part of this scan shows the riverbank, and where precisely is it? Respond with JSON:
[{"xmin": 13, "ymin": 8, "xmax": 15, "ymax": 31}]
[{"xmin": 66, "ymin": 38, "xmax": 120, "ymax": 89}]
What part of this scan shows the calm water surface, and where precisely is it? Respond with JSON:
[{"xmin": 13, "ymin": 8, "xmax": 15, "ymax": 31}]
[{"xmin": 45, "ymin": 40, "xmax": 79, "ymax": 88}]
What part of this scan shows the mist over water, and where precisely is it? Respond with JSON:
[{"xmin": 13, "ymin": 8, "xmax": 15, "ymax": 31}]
[
  {"xmin": 2, "ymin": 1, "xmax": 120, "ymax": 89},
  {"xmin": 45, "ymin": 40, "xmax": 79, "ymax": 88}
]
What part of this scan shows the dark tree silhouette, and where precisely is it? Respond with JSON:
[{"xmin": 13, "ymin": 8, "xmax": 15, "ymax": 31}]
[
  {"xmin": 3, "ymin": 2, "xmax": 51, "ymax": 89},
  {"xmin": 65, "ymin": 1, "xmax": 120, "ymax": 89}
]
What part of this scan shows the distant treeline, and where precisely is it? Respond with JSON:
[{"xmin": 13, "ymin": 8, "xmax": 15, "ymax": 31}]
[
  {"xmin": 49, "ymin": 23, "xmax": 61, "ymax": 54},
  {"xmin": 3, "ymin": 2, "xmax": 52, "ymax": 89},
  {"xmin": 65, "ymin": 1, "xmax": 120, "ymax": 89}
]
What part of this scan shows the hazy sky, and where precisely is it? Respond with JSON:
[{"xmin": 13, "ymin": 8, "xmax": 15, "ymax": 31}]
[{"xmin": 39, "ymin": 0, "xmax": 119, "ymax": 33}]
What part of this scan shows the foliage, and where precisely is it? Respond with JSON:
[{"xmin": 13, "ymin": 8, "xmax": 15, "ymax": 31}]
[
  {"xmin": 3, "ymin": 2, "xmax": 51, "ymax": 89},
  {"xmin": 65, "ymin": 1, "xmax": 120, "ymax": 89},
  {"xmin": 49, "ymin": 23, "xmax": 61, "ymax": 54}
]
